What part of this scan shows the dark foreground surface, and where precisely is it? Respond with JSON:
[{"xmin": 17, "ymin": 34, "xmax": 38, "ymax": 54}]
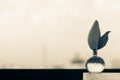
[{"xmin": 0, "ymin": 69, "xmax": 120, "ymax": 80}]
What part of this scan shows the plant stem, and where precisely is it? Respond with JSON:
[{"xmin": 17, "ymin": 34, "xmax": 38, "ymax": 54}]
[{"xmin": 93, "ymin": 49, "xmax": 97, "ymax": 56}]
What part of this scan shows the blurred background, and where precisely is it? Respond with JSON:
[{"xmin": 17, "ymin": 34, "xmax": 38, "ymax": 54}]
[{"xmin": 0, "ymin": 0, "xmax": 119, "ymax": 69}]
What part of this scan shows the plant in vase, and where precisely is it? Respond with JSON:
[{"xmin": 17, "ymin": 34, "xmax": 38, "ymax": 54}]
[{"xmin": 86, "ymin": 20, "xmax": 111, "ymax": 73}]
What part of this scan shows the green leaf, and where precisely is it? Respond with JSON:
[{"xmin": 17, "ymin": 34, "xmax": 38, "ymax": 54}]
[
  {"xmin": 88, "ymin": 20, "xmax": 101, "ymax": 50},
  {"xmin": 98, "ymin": 31, "xmax": 111, "ymax": 49}
]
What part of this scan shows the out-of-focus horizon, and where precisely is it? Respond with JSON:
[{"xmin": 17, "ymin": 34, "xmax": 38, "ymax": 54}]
[{"xmin": 0, "ymin": 0, "xmax": 120, "ymax": 68}]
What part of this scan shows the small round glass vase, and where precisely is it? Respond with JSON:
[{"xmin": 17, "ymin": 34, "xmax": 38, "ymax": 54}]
[{"xmin": 85, "ymin": 55, "xmax": 105, "ymax": 73}]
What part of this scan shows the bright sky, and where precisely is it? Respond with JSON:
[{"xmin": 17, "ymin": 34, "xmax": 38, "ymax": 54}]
[{"xmin": 0, "ymin": 0, "xmax": 120, "ymax": 68}]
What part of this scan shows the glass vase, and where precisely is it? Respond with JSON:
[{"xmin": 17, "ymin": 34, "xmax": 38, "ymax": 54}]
[{"xmin": 85, "ymin": 53, "xmax": 105, "ymax": 73}]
